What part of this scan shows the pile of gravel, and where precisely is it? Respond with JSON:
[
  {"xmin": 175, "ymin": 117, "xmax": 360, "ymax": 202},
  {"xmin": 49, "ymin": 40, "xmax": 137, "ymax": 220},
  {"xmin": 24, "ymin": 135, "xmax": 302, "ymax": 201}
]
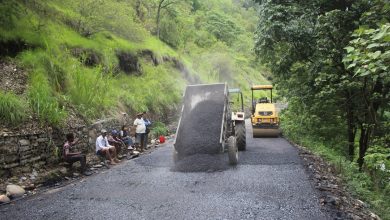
[{"xmin": 174, "ymin": 84, "xmax": 226, "ymax": 156}]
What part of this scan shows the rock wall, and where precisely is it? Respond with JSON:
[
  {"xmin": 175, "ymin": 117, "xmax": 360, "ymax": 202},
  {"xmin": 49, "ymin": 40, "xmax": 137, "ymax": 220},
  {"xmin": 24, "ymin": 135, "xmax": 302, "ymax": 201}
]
[{"xmin": 0, "ymin": 118, "xmax": 123, "ymax": 177}]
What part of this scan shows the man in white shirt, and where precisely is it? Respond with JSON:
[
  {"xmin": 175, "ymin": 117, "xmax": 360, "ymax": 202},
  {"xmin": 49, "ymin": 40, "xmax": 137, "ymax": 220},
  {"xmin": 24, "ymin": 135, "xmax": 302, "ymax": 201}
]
[
  {"xmin": 96, "ymin": 129, "xmax": 120, "ymax": 165},
  {"xmin": 133, "ymin": 113, "xmax": 146, "ymax": 152}
]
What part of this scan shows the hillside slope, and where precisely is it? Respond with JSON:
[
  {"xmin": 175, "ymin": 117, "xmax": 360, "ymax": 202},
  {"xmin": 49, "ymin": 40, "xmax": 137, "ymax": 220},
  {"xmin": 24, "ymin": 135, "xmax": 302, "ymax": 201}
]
[{"xmin": 0, "ymin": 0, "xmax": 269, "ymax": 130}]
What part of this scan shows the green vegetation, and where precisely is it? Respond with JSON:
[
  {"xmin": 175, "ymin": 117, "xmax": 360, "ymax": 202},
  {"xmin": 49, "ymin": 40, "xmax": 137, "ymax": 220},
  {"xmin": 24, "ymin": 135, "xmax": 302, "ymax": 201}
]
[
  {"xmin": 254, "ymin": 0, "xmax": 389, "ymax": 218},
  {"xmin": 1, "ymin": 0, "xmax": 389, "ymax": 217},
  {"xmin": 0, "ymin": 91, "xmax": 26, "ymax": 126},
  {"xmin": 0, "ymin": 0, "xmax": 266, "ymax": 128},
  {"xmin": 151, "ymin": 121, "xmax": 169, "ymax": 138}
]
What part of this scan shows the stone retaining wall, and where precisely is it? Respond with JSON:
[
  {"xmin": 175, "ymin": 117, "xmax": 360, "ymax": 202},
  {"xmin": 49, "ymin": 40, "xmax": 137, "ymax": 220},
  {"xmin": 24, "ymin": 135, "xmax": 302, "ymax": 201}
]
[{"xmin": 0, "ymin": 118, "xmax": 124, "ymax": 176}]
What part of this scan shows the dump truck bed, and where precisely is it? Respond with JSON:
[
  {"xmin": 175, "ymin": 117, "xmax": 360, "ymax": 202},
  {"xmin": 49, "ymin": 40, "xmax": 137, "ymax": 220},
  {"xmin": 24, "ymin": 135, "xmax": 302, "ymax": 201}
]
[{"xmin": 174, "ymin": 83, "xmax": 227, "ymax": 156}]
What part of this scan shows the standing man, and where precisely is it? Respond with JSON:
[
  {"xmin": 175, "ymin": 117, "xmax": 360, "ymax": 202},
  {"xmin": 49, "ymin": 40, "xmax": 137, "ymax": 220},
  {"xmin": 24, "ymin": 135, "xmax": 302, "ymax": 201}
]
[
  {"xmin": 96, "ymin": 129, "xmax": 120, "ymax": 165},
  {"xmin": 63, "ymin": 133, "xmax": 91, "ymax": 176},
  {"xmin": 143, "ymin": 111, "xmax": 152, "ymax": 148},
  {"xmin": 133, "ymin": 113, "xmax": 146, "ymax": 152}
]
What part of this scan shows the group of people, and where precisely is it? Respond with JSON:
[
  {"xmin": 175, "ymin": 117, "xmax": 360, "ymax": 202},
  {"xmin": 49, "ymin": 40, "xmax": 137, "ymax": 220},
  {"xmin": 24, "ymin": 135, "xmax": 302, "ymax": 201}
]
[{"xmin": 62, "ymin": 112, "xmax": 152, "ymax": 174}]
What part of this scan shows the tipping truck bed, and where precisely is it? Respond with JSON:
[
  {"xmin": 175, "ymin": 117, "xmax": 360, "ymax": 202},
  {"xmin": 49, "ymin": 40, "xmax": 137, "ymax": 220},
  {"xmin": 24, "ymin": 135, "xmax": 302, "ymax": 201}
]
[{"xmin": 174, "ymin": 83, "xmax": 227, "ymax": 156}]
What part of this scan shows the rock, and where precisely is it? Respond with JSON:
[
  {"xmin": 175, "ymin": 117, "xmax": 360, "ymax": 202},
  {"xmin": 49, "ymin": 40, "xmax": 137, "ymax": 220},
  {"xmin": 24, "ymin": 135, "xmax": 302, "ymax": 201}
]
[
  {"xmin": 59, "ymin": 167, "xmax": 68, "ymax": 175},
  {"xmin": 20, "ymin": 176, "xmax": 27, "ymax": 181},
  {"xmin": 314, "ymin": 174, "xmax": 321, "ymax": 180},
  {"xmin": 0, "ymin": 195, "xmax": 10, "ymax": 203},
  {"xmin": 348, "ymin": 213, "xmax": 362, "ymax": 220},
  {"xmin": 370, "ymin": 212, "xmax": 381, "ymax": 220},
  {"xmin": 325, "ymin": 195, "xmax": 340, "ymax": 206},
  {"xmin": 73, "ymin": 172, "xmax": 80, "ymax": 177},
  {"xmin": 19, "ymin": 139, "xmax": 30, "ymax": 146},
  {"xmin": 354, "ymin": 199, "xmax": 365, "ymax": 208},
  {"xmin": 23, "ymin": 184, "xmax": 35, "ymax": 191},
  {"xmin": 93, "ymin": 164, "xmax": 103, "ymax": 168},
  {"xmin": 6, "ymin": 184, "xmax": 25, "ymax": 198},
  {"xmin": 9, "ymin": 176, "xmax": 18, "ymax": 183}
]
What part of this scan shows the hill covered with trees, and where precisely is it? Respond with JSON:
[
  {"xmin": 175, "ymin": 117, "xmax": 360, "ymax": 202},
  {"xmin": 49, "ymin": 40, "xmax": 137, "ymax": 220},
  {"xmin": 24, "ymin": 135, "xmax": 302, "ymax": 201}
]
[{"xmin": 0, "ymin": 0, "xmax": 266, "ymax": 130}]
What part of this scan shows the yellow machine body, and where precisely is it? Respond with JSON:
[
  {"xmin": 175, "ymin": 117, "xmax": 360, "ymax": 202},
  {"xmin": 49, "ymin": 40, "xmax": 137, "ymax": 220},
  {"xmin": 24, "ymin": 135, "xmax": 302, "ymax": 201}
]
[{"xmin": 251, "ymin": 85, "xmax": 280, "ymax": 137}]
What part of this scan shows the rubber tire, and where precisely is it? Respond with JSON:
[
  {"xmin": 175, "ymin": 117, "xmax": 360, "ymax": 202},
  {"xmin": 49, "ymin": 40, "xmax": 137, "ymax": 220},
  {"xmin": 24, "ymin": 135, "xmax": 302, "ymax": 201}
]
[
  {"xmin": 235, "ymin": 122, "xmax": 246, "ymax": 151},
  {"xmin": 227, "ymin": 136, "xmax": 238, "ymax": 165}
]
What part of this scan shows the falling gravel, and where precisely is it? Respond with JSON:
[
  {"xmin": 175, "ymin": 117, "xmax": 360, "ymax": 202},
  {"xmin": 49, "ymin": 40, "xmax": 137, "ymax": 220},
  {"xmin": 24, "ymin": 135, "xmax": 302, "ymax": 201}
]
[
  {"xmin": 171, "ymin": 153, "xmax": 230, "ymax": 172},
  {"xmin": 174, "ymin": 84, "xmax": 226, "ymax": 156}
]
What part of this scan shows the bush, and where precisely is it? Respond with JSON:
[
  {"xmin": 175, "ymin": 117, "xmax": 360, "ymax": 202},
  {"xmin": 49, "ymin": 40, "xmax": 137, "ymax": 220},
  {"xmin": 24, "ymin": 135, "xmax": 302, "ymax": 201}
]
[
  {"xmin": 151, "ymin": 121, "xmax": 168, "ymax": 138},
  {"xmin": 0, "ymin": 91, "xmax": 26, "ymax": 126}
]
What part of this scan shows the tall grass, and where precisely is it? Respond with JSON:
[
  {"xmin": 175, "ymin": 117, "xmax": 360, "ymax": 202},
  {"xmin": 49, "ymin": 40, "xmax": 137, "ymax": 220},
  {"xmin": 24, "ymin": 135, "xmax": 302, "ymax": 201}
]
[
  {"xmin": 67, "ymin": 65, "xmax": 114, "ymax": 118},
  {"xmin": 28, "ymin": 71, "xmax": 66, "ymax": 125},
  {"xmin": 115, "ymin": 63, "xmax": 183, "ymax": 114},
  {"xmin": 0, "ymin": 91, "xmax": 26, "ymax": 126}
]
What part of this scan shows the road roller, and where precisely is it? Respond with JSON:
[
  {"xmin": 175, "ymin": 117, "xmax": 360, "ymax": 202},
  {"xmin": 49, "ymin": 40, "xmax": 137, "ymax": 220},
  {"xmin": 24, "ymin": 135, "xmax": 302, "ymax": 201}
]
[{"xmin": 251, "ymin": 85, "xmax": 280, "ymax": 138}]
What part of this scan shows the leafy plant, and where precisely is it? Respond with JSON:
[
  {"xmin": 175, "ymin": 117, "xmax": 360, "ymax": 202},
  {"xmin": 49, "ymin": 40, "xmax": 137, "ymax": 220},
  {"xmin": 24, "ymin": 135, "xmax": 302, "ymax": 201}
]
[{"xmin": 151, "ymin": 121, "xmax": 168, "ymax": 138}]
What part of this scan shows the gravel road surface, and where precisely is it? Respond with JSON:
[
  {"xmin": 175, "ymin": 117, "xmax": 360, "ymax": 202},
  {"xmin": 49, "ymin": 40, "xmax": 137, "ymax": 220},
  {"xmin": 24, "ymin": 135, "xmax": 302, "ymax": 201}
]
[{"xmin": 0, "ymin": 120, "xmax": 331, "ymax": 220}]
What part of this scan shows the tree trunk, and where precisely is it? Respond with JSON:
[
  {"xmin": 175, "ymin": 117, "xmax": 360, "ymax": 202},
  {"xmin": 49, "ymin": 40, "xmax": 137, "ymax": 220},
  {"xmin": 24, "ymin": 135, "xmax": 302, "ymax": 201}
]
[
  {"xmin": 135, "ymin": 0, "xmax": 143, "ymax": 21},
  {"xmin": 346, "ymin": 92, "xmax": 356, "ymax": 161},
  {"xmin": 357, "ymin": 126, "xmax": 371, "ymax": 170},
  {"xmin": 347, "ymin": 114, "xmax": 355, "ymax": 161},
  {"xmin": 156, "ymin": 0, "xmax": 164, "ymax": 39}
]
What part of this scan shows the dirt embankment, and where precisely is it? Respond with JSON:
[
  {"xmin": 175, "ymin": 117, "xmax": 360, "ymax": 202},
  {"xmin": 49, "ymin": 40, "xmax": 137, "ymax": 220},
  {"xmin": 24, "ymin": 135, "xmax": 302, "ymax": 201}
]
[{"xmin": 295, "ymin": 143, "xmax": 381, "ymax": 220}]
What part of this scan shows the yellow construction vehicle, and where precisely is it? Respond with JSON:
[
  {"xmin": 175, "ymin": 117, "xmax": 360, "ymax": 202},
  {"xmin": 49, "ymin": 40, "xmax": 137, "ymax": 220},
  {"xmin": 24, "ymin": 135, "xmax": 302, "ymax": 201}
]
[{"xmin": 251, "ymin": 85, "xmax": 280, "ymax": 138}]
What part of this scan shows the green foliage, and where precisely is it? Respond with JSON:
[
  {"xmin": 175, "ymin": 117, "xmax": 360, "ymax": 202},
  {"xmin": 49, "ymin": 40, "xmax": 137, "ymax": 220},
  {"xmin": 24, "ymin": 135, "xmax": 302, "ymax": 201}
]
[
  {"xmin": 204, "ymin": 11, "xmax": 242, "ymax": 46},
  {"xmin": 56, "ymin": 0, "xmax": 147, "ymax": 41},
  {"xmin": 28, "ymin": 71, "xmax": 67, "ymax": 125},
  {"xmin": 67, "ymin": 65, "xmax": 114, "ymax": 118},
  {"xmin": 0, "ymin": 91, "xmax": 26, "ymax": 126},
  {"xmin": 151, "ymin": 121, "xmax": 169, "ymax": 137},
  {"xmin": 344, "ymin": 24, "xmax": 390, "ymax": 78},
  {"xmin": 160, "ymin": 17, "xmax": 182, "ymax": 48},
  {"xmin": 0, "ymin": 0, "xmax": 21, "ymax": 30},
  {"xmin": 115, "ymin": 63, "xmax": 183, "ymax": 114},
  {"xmin": 285, "ymin": 128, "xmax": 390, "ymax": 218}
]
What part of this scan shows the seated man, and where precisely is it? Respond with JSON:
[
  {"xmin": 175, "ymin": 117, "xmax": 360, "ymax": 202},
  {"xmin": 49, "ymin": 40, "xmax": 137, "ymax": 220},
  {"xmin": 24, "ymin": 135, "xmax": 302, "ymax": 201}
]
[
  {"xmin": 63, "ymin": 133, "xmax": 91, "ymax": 176},
  {"xmin": 120, "ymin": 125, "xmax": 134, "ymax": 150},
  {"xmin": 107, "ymin": 130, "xmax": 124, "ymax": 157},
  {"xmin": 96, "ymin": 129, "xmax": 120, "ymax": 165}
]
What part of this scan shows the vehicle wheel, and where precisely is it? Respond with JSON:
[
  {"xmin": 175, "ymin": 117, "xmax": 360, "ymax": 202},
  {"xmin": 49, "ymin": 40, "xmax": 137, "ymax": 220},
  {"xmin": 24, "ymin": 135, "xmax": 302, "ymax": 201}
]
[
  {"xmin": 235, "ymin": 122, "xmax": 246, "ymax": 151},
  {"xmin": 227, "ymin": 136, "xmax": 238, "ymax": 165}
]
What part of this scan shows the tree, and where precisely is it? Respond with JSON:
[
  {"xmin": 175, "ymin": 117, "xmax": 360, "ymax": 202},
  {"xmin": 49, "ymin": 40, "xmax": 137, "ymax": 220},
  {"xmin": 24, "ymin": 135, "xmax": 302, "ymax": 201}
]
[
  {"xmin": 156, "ymin": 0, "xmax": 179, "ymax": 39},
  {"xmin": 253, "ymin": 0, "xmax": 389, "ymax": 168},
  {"xmin": 343, "ymin": 24, "xmax": 390, "ymax": 167}
]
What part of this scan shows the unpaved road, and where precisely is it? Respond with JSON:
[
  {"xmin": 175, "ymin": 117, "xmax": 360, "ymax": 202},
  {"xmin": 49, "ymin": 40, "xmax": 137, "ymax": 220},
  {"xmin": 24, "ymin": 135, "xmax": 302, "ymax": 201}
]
[{"xmin": 0, "ymin": 121, "xmax": 332, "ymax": 219}]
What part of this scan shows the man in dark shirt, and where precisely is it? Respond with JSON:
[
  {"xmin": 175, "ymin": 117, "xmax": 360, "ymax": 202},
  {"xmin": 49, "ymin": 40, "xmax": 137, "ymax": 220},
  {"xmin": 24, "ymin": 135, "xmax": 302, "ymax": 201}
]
[{"xmin": 63, "ymin": 133, "xmax": 91, "ymax": 176}]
